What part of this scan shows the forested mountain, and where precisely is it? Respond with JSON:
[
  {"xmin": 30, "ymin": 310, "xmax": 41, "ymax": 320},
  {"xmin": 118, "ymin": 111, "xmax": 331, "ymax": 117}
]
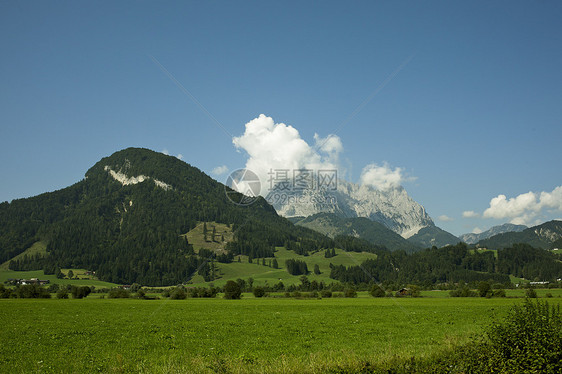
[
  {"xmin": 459, "ymin": 223, "xmax": 527, "ymax": 244},
  {"xmin": 477, "ymin": 220, "xmax": 562, "ymax": 250},
  {"xmin": 330, "ymin": 242, "xmax": 562, "ymax": 285},
  {"xmin": 407, "ymin": 226, "xmax": 460, "ymax": 248},
  {"xmin": 0, "ymin": 148, "xmax": 335, "ymax": 285},
  {"xmin": 294, "ymin": 213, "xmax": 421, "ymax": 252}
]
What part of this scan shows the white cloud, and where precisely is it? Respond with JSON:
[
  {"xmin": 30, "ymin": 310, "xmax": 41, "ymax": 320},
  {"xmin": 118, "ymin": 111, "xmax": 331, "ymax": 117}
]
[
  {"xmin": 472, "ymin": 227, "xmax": 483, "ymax": 234},
  {"xmin": 162, "ymin": 149, "xmax": 170, "ymax": 156},
  {"xmin": 176, "ymin": 154, "xmax": 184, "ymax": 160},
  {"xmin": 360, "ymin": 162, "xmax": 414, "ymax": 191},
  {"xmin": 438, "ymin": 215, "xmax": 454, "ymax": 222},
  {"xmin": 462, "ymin": 210, "xmax": 479, "ymax": 218},
  {"xmin": 233, "ymin": 114, "xmax": 342, "ymax": 196},
  {"xmin": 483, "ymin": 185, "xmax": 562, "ymax": 225},
  {"xmin": 212, "ymin": 165, "xmax": 229, "ymax": 176}
]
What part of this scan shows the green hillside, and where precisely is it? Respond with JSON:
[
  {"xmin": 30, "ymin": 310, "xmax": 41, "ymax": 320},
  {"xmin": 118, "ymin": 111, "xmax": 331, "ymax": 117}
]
[
  {"xmin": 295, "ymin": 213, "xmax": 420, "ymax": 252},
  {"xmin": 478, "ymin": 220, "xmax": 562, "ymax": 249},
  {"xmin": 0, "ymin": 148, "xmax": 339, "ymax": 286},
  {"xmin": 188, "ymin": 246, "xmax": 378, "ymax": 287},
  {"xmin": 407, "ymin": 225, "xmax": 460, "ymax": 248}
]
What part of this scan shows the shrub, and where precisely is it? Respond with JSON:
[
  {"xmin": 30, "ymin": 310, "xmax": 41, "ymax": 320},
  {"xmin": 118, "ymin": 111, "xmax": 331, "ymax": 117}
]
[
  {"xmin": 344, "ymin": 287, "xmax": 357, "ymax": 298},
  {"xmin": 71, "ymin": 286, "xmax": 91, "ymax": 299},
  {"xmin": 108, "ymin": 288, "xmax": 131, "ymax": 298},
  {"xmin": 473, "ymin": 299, "xmax": 562, "ymax": 372},
  {"xmin": 223, "ymin": 280, "xmax": 242, "ymax": 299},
  {"xmin": 369, "ymin": 284, "xmax": 385, "ymax": 298},
  {"xmin": 320, "ymin": 290, "xmax": 332, "ymax": 298},
  {"xmin": 169, "ymin": 287, "xmax": 187, "ymax": 300},
  {"xmin": 56, "ymin": 288, "xmax": 68, "ymax": 299},
  {"xmin": 253, "ymin": 287, "xmax": 265, "ymax": 298},
  {"xmin": 526, "ymin": 287, "xmax": 537, "ymax": 298}
]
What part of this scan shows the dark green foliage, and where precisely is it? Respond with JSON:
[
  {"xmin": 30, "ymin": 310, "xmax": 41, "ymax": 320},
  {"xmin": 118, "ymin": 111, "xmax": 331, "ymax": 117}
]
[
  {"xmin": 370, "ymin": 284, "xmax": 385, "ymax": 297},
  {"xmin": 470, "ymin": 299, "xmax": 562, "ymax": 373},
  {"xmin": 223, "ymin": 280, "xmax": 241, "ymax": 299},
  {"xmin": 497, "ymin": 243, "xmax": 562, "ymax": 281},
  {"xmin": 313, "ymin": 264, "xmax": 321, "ymax": 275},
  {"xmin": 479, "ymin": 220, "xmax": 562, "ymax": 249},
  {"xmin": 0, "ymin": 148, "xmax": 336, "ymax": 286},
  {"xmin": 320, "ymin": 290, "xmax": 332, "ymax": 298},
  {"xmin": 56, "ymin": 288, "xmax": 68, "ymax": 299},
  {"xmin": 344, "ymin": 287, "xmax": 357, "ymax": 298},
  {"xmin": 526, "ymin": 287, "xmax": 537, "ymax": 298},
  {"xmin": 330, "ymin": 242, "xmax": 513, "ymax": 286},
  {"xmin": 272, "ymin": 258, "xmax": 279, "ymax": 269},
  {"xmin": 0, "ymin": 284, "xmax": 13, "ymax": 298},
  {"xmin": 252, "ymin": 287, "xmax": 265, "ymax": 298},
  {"xmin": 169, "ymin": 286, "xmax": 187, "ymax": 300},
  {"xmin": 478, "ymin": 281, "xmax": 491, "ymax": 297},
  {"xmin": 108, "ymin": 288, "xmax": 130, "ymax": 298},
  {"xmin": 71, "ymin": 286, "xmax": 91, "ymax": 299},
  {"xmin": 186, "ymin": 287, "xmax": 218, "ymax": 298},
  {"xmin": 285, "ymin": 259, "xmax": 308, "ymax": 275},
  {"xmin": 14, "ymin": 284, "xmax": 51, "ymax": 298},
  {"xmin": 450, "ymin": 284, "xmax": 478, "ymax": 297}
]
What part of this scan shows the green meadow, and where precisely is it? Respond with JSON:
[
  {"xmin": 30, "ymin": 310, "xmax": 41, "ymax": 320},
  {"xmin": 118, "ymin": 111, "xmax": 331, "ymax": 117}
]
[{"xmin": 2, "ymin": 296, "xmax": 556, "ymax": 373}]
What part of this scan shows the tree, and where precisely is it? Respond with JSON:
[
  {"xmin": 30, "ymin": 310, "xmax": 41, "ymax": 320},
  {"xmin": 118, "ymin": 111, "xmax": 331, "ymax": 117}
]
[
  {"xmin": 55, "ymin": 267, "xmax": 64, "ymax": 279},
  {"xmin": 272, "ymin": 258, "xmax": 279, "ymax": 269},
  {"xmin": 56, "ymin": 288, "xmax": 69, "ymax": 299},
  {"xmin": 67, "ymin": 270, "xmax": 74, "ymax": 279},
  {"xmin": 223, "ymin": 280, "xmax": 241, "ymax": 299},
  {"xmin": 314, "ymin": 264, "xmax": 321, "ymax": 275},
  {"xmin": 478, "ymin": 281, "xmax": 491, "ymax": 297},
  {"xmin": 370, "ymin": 284, "xmax": 385, "ymax": 298},
  {"xmin": 203, "ymin": 222, "xmax": 208, "ymax": 242},
  {"xmin": 212, "ymin": 226, "xmax": 216, "ymax": 242},
  {"xmin": 253, "ymin": 287, "xmax": 265, "ymax": 298}
]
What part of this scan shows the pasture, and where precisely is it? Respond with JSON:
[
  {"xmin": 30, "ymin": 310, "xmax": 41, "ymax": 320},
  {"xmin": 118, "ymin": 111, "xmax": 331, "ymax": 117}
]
[{"xmin": 2, "ymin": 296, "xmax": 553, "ymax": 373}]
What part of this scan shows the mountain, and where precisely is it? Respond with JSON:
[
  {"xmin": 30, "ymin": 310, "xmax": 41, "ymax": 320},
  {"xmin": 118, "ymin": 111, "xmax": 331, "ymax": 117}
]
[
  {"xmin": 477, "ymin": 220, "xmax": 562, "ymax": 249},
  {"xmin": 0, "ymin": 148, "xmax": 337, "ymax": 285},
  {"xmin": 267, "ymin": 180, "xmax": 434, "ymax": 238},
  {"xmin": 407, "ymin": 226, "xmax": 460, "ymax": 248},
  {"xmin": 294, "ymin": 213, "xmax": 421, "ymax": 252},
  {"xmin": 460, "ymin": 223, "xmax": 527, "ymax": 245}
]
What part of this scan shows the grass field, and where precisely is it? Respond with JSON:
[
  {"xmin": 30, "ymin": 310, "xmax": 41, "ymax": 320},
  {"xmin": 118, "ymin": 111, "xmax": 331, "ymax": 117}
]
[
  {"xmin": 2, "ymin": 296, "xmax": 557, "ymax": 373},
  {"xmin": 0, "ymin": 268, "xmax": 118, "ymax": 288},
  {"xmin": 188, "ymin": 246, "xmax": 377, "ymax": 287}
]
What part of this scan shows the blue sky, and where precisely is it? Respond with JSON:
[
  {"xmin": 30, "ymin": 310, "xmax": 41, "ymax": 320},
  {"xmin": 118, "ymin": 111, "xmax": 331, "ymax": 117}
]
[{"xmin": 1, "ymin": 1, "xmax": 561, "ymax": 236}]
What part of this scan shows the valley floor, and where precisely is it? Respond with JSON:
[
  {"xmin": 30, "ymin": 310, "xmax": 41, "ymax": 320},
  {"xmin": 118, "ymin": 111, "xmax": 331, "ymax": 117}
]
[{"xmin": 2, "ymin": 296, "xmax": 559, "ymax": 373}]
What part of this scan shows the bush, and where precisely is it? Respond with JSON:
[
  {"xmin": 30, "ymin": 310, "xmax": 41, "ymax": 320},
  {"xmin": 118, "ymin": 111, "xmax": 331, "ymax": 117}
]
[
  {"xmin": 169, "ymin": 287, "xmax": 187, "ymax": 300},
  {"xmin": 369, "ymin": 284, "xmax": 385, "ymax": 298},
  {"xmin": 56, "ymin": 288, "xmax": 69, "ymax": 299},
  {"xmin": 526, "ymin": 287, "xmax": 537, "ymax": 298},
  {"xmin": 344, "ymin": 287, "xmax": 357, "ymax": 298},
  {"xmin": 71, "ymin": 286, "xmax": 91, "ymax": 299},
  {"xmin": 223, "ymin": 280, "xmax": 241, "ymax": 299},
  {"xmin": 471, "ymin": 299, "xmax": 562, "ymax": 372},
  {"xmin": 253, "ymin": 287, "xmax": 265, "ymax": 298},
  {"xmin": 320, "ymin": 290, "xmax": 332, "ymax": 298},
  {"xmin": 108, "ymin": 288, "xmax": 131, "ymax": 298}
]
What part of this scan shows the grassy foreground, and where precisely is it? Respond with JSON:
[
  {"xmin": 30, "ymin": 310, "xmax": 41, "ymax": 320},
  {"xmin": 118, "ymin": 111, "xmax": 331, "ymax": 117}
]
[{"xmin": 0, "ymin": 297, "xmax": 537, "ymax": 373}]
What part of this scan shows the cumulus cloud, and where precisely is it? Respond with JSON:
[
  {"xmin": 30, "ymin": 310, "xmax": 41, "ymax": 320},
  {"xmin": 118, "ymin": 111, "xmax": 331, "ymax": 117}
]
[
  {"xmin": 162, "ymin": 149, "xmax": 170, "ymax": 156},
  {"xmin": 472, "ymin": 227, "xmax": 483, "ymax": 234},
  {"xmin": 232, "ymin": 114, "xmax": 342, "ymax": 196},
  {"xmin": 483, "ymin": 186, "xmax": 562, "ymax": 225},
  {"xmin": 438, "ymin": 215, "xmax": 454, "ymax": 222},
  {"xmin": 359, "ymin": 162, "xmax": 413, "ymax": 191},
  {"xmin": 212, "ymin": 165, "xmax": 229, "ymax": 176},
  {"xmin": 462, "ymin": 210, "xmax": 479, "ymax": 218}
]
